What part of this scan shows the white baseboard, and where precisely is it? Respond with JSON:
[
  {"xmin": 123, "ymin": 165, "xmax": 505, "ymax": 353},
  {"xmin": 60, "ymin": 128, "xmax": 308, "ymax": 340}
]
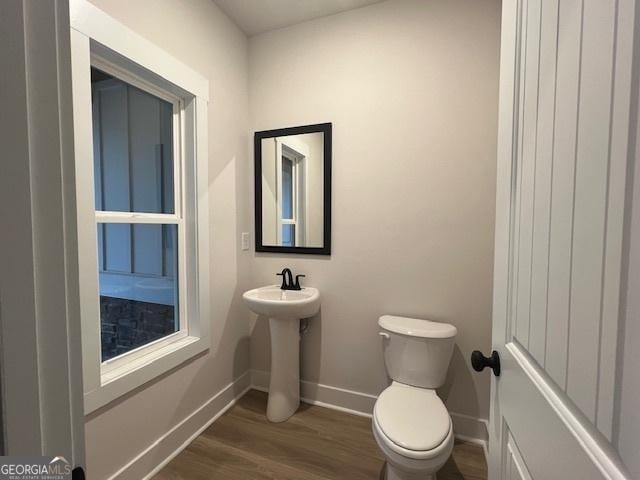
[
  {"xmin": 450, "ymin": 411, "xmax": 489, "ymax": 443},
  {"xmin": 451, "ymin": 412, "xmax": 489, "ymax": 463},
  {"xmin": 251, "ymin": 369, "xmax": 377, "ymax": 417},
  {"xmin": 456, "ymin": 433, "xmax": 490, "ymax": 465},
  {"xmin": 108, "ymin": 370, "xmax": 252, "ymax": 480},
  {"xmin": 251, "ymin": 369, "xmax": 489, "ymax": 457}
]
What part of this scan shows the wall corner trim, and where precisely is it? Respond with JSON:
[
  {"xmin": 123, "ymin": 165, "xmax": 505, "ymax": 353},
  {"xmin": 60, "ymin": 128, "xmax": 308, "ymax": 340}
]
[{"xmin": 107, "ymin": 371, "xmax": 252, "ymax": 480}]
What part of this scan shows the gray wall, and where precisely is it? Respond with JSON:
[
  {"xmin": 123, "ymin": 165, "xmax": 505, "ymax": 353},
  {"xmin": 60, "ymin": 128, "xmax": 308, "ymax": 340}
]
[{"xmin": 248, "ymin": 0, "xmax": 500, "ymax": 423}]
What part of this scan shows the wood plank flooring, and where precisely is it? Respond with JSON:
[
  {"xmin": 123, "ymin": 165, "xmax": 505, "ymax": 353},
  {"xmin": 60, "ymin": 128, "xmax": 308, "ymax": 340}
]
[{"xmin": 154, "ymin": 390, "xmax": 487, "ymax": 480}]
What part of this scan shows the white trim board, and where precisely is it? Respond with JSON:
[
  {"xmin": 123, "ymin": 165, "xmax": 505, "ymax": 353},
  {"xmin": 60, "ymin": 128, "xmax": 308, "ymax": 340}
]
[
  {"xmin": 450, "ymin": 414, "xmax": 490, "ymax": 461},
  {"xmin": 0, "ymin": 0, "xmax": 86, "ymax": 465},
  {"xmin": 69, "ymin": 0, "xmax": 208, "ymax": 101},
  {"xmin": 250, "ymin": 369, "xmax": 377, "ymax": 418},
  {"xmin": 250, "ymin": 369, "xmax": 489, "ymax": 452},
  {"xmin": 108, "ymin": 371, "xmax": 251, "ymax": 480}
]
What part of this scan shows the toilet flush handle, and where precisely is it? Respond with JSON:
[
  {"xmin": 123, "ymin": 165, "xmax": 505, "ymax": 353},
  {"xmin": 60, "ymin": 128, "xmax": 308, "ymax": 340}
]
[{"xmin": 378, "ymin": 332, "xmax": 390, "ymax": 339}]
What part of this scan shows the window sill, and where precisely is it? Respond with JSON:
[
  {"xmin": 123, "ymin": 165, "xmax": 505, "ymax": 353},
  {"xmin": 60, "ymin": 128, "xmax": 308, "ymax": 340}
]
[{"xmin": 84, "ymin": 335, "xmax": 208, "ymax": 414}]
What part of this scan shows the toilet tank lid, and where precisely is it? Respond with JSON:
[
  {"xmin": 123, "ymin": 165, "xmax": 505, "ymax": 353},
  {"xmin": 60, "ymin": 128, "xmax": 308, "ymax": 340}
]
[{"xmin": 378, "ymin": 315, "xmax": 457, "ymax": 339}]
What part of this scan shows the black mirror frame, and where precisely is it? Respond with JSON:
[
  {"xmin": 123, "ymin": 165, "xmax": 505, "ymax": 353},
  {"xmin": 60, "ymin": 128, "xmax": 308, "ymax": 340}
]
[{"xmin": 254, "ymin": 122, "xmax": 332, "ymax": 255}]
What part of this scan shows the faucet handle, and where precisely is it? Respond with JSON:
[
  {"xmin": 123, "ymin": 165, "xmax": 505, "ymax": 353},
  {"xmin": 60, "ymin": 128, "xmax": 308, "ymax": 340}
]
[
  {"xmin": 294, "ymin": 274, "xmax": 306, "ymax": 290},
  {"xmin": 276, "ymin": 272, "xmax": 286, "ymax": 289}
]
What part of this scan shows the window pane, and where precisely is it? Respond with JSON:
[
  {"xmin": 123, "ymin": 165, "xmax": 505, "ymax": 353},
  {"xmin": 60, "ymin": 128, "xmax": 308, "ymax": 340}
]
[
  {"xmin": 282, "ymin": 224, "xmax": 295, "ymax": 247},
  {"xmin": 91, "ymin": 67, "xmax": 174, "ymax": 214},
  {"xmin": 98, "ymin": 223, "xmax": 179, "ymax": 361},
  {"xmin": 282, "ymin": 156, "xmax": 293, "ymax": 219}
]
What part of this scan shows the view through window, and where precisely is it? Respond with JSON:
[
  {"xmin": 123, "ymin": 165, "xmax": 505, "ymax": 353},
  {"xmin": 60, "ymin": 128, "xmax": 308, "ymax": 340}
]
[{"xmin": 91, "ymin": 67, "xmax": 180, "ymax": 361}]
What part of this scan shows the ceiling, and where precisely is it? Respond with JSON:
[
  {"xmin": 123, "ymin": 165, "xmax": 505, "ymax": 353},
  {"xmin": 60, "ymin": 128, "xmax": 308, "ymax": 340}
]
[{"xmin": 212, "ymin": 0, "xmax": 387, "ymax": 36}]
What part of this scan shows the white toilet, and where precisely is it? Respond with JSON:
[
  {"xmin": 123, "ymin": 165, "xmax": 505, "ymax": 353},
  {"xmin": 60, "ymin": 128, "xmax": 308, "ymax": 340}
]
[{"xmin": 373, "ymin": 315, "xmax": 457, "ymax": 480}]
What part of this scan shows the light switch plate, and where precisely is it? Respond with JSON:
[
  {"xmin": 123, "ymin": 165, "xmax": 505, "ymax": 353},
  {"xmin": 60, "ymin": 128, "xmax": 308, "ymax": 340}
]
[{"xmin": 241, "ymin": 232, "xmax": 250, "ymax": 251}]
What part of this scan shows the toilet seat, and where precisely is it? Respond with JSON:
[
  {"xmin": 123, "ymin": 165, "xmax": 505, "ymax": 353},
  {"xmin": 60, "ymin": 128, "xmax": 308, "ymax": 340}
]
[{"xmin": 373, "ymin": 383, "xmax": 452, "ymax": 460}]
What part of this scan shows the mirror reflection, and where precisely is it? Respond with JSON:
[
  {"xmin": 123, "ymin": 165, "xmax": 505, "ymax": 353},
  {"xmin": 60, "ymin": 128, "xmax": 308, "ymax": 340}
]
[{"xmin": 255, "ymin": 123, "xmax": 331, "ymax": 254}]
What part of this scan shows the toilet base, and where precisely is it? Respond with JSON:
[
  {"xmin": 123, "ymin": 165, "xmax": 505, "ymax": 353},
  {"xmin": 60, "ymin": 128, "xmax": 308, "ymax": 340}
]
[{"xmin": 385, "ymin": 462, "xmax": 434, "ymax": 480}]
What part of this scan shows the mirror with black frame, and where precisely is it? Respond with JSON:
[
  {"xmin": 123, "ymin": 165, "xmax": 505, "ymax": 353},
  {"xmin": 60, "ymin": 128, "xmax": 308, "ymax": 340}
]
[{"xmin": 254, "ymin": 123, "xmax": 331, "ymax": 255}]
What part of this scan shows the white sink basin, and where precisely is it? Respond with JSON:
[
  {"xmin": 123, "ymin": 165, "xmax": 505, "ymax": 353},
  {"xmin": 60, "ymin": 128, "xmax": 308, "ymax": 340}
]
[
  {"xmin": 243, "ymin": 285, "xmax": 320, "ymax": 319},
  {"xmin": 242, "ymin": 284, "xmax": 321, "ymax": 423}
]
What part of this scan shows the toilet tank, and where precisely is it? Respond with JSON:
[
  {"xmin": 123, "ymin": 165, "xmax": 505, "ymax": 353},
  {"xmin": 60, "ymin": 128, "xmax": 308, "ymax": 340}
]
[{"xmin": 379, "ymin": 315, "xmax": 457, "ymax": 389}]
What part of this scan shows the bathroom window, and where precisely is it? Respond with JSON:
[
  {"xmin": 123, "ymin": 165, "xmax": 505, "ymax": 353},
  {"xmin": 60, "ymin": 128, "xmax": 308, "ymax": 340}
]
[
  {"xmin": 92, "ymin": 67, "xmax": 183, "ymax": 362},
  {"xmin": 71, "ymin": 8, "xmax": 211, "ymax": 413},
  {"xmin": 278, "ymin": 145, "xmax": 305, "ymax": 247}
]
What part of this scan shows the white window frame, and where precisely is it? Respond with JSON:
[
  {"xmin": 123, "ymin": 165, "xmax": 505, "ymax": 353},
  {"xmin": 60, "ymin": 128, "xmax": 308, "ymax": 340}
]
[
  {"xmin": 70, "ymin": 0, "xmax": 210, "ymax": 414},
  {"xmin": 91, "ymin": 55, "xmax": 189, "ymax": 378},
  {"xmin": 275, "ymin": 138, "xmax": 308, "ymax": 246}
]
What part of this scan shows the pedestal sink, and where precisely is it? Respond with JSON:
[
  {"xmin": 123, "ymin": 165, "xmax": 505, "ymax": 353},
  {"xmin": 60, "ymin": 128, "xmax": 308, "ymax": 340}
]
[{"xmin": 243, "ymin": 285, "xmax": 321, "ymax": 422}]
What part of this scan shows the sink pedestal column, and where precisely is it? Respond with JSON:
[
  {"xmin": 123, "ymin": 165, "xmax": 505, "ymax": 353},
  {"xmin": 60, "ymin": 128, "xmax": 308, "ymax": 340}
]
[{"xmin": 267, "ymin": 317, "xmax": 300, "ymax": 422}]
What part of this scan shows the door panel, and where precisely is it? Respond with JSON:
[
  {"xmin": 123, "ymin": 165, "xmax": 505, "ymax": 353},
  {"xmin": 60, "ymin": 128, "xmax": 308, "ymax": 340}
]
[
  {"xmin": 566, "ymin": 0, "xmax": 617, "ymax": 423},
  {"xmin": 504, "ymin": 429, "xmax": 532, "ymax": 480},
  {"xmin": 526, "ymin": 0, "xmax": 556, "ymax": 365},
  {"xmin": 500, "ymin": 343, "xmax": 611, "ymax": 479},
  {"xmin": 544, "ymin": 0, "xmax": 581, "ymax": 390},
  {"xmin": 512, "ymin": 0, "xmax": 541, "ymax": 349},
  {"xmin": 491, "ymin": 0, "xmax": 635, "ymax": 478}
]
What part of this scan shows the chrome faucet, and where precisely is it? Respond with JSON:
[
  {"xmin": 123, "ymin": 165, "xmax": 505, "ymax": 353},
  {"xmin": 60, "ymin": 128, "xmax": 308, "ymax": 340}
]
[{"xmin": 276, "ymin": 268, "xmax": 305, "ymax": 290}]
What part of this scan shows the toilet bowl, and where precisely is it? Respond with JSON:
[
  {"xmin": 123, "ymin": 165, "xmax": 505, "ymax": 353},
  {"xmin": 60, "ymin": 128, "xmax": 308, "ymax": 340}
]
[
  {"xmin": 373, "ymin": 315, "xmax": 457, "ymax": 480},
  {"xmin": 373, "ymin": 383, "xmax": 454, "ymax": 479}
]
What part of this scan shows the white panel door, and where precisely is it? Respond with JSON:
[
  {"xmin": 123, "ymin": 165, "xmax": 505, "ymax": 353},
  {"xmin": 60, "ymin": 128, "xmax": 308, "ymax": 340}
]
[{"xmin": 488, "ymin": 0, "xmax": 636, "ymax": 478}]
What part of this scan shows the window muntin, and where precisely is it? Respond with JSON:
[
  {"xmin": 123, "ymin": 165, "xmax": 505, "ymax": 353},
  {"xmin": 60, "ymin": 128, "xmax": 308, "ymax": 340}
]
[{"xmin": 91, "ymin": 65, "xmax": 186, "ymax": 364}]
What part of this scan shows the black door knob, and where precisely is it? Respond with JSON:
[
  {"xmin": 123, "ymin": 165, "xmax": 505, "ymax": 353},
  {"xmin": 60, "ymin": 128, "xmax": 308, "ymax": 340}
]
[
  {"xmin": 471, "ymin": 350, "xmax": 501, "ymax": 377},
  {"xmin": 72, "ymin": 467, "xmax": 86, "ymax": 480}
]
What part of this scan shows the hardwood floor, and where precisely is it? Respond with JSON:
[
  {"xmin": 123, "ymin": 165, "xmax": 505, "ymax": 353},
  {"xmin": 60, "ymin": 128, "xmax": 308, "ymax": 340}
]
[{"xmin": 153, "ymin": 390, "xmax": 487, "ymax": 480}]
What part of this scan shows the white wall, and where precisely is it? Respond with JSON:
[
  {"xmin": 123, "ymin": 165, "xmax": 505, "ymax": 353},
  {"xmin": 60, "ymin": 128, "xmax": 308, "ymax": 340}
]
[
  {"xmin": 261, "ymin": 138, "xmax": 278, "ymax": 244},
  {"xmin": 82, "ymin": 1, "xmax": 252, "ymax": 478},
  {"xmin": 249, "ymin": 0, "xmax": 500, "ymax": 425},
  {"xmin": 297, "ymin": 132, "xmax": 325, "ymax": 247}
]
